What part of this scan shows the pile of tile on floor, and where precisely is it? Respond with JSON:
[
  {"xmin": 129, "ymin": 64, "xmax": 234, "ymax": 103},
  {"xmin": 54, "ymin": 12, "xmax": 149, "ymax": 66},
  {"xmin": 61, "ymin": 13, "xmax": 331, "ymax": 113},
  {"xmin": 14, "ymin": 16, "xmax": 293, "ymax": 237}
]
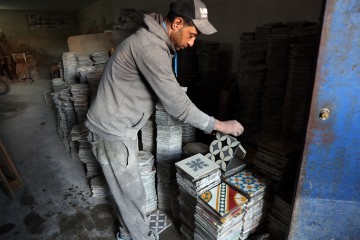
[
  {"xmin": 267, "ymin": 189, "xmax": 292, "ymax": 239},
  {"xmin": 175, "ymin": 153, "xmax": 221, "ymax": 240},
  {"xmin": 90, "ymin": 52, "xmax": 109, "ymax": 72},
  {"xmin": 181, "ymin": 122, "xmax": 197, "ymax": 146},
  {"xmin": 84, "ymin": 71, "xmax": 103, "ymax": 102},
  {"xmin": 225, "ymin": 169, "xmax": 269, "ymax": 239},
  {"xmin": 62, "ymin": 52, "xmax": 77, "ymax": 84},
  {"xmin": 195, "ymin": 182, "xmax": 248, "ymax": 240},
  {"xmin": 138, "ymin": 150, "xmax": 158, "ymax": 215},
  {"xmin": 70, "ymin": 123, "xmax": 101, "ymax": 179},
  {"xmin": 140, "ymin": 116, "xmax": 156, "ymax": 155},
  {"xmin": 69, "ymin": 84, "xmax": 89, "ymax": 123},
  {"xmin": 155, "ymin": 103, "xmax": 183, "ymax": 213},
  {"xmin": 90, "ymin": 175, "xmax": 109, "ymax": 199},
  {"xmin": 253, "ymin": 140, "xmax": 299, "ymax": 184}
]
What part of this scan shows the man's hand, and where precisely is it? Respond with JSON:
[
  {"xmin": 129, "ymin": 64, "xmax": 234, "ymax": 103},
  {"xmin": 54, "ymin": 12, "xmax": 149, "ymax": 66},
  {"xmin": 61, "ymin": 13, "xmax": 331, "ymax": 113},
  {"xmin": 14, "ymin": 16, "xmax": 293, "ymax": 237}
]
[{"xmin": 214, "ymin": 120, "xmax": 244, "ymax": 137}]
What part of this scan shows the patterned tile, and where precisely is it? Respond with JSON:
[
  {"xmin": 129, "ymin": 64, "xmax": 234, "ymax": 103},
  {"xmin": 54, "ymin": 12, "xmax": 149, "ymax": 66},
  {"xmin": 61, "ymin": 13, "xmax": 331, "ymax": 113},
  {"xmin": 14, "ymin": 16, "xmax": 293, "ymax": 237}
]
[
  {"xmin": 148, "ymin": 209, "xmax": 173, "ymax": 234},
  {"xmin": 175, "ymin": 153, "xmax": 219, "ymax": 180},
  {"xmin": 224, "ymin": 169, "xmax": 267, "ymax": 198},
  {"xmin": 205, "ymin": 132, "xmax": 241, "ymax": 171},
  {"xmin": 199, "ymin": 182, "xmax": 248, "ymax": 218}
]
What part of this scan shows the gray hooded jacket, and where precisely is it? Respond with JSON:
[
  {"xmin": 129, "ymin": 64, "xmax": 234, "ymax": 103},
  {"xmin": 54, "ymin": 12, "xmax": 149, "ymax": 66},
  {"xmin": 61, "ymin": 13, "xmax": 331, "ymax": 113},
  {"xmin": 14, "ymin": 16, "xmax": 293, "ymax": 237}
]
[{"xmin": 85, "ymin": 13, "xmax": 215, "ymax": 141}]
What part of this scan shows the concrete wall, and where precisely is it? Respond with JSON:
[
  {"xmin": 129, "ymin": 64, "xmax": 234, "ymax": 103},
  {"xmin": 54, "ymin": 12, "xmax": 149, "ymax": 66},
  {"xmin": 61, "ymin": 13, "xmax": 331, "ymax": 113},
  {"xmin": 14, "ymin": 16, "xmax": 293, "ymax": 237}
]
[
  {"xmin": 0, "ymin": 10, "xmax": 79, "ymax": 76},
  {"xmin": 79, "ymin": 0, "xmax": 324, "ymax": 71}
]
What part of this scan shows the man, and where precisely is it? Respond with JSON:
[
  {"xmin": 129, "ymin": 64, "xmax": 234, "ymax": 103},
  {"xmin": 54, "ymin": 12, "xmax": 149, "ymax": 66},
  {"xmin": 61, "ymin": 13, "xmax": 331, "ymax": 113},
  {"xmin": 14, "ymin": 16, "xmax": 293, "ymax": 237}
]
[{"xmin": 85, "ymin": 0, "xmax": 244, "ymax": 239}]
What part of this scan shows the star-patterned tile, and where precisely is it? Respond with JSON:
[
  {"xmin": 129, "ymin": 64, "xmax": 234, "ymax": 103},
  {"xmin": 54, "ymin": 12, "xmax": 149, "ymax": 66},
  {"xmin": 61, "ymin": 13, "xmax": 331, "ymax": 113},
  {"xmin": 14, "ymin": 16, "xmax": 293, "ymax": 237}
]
[
  {"xmin": 175, "ymin": 153, "xmax": 219, "ymax": 181},
  {"xmin": 205, "ymin": 132, "xmax": 243, "ymax": 172},
  {"xmin": 224, "ymin": 169, "xmax": 267, "ymax": 198},
  {"xmin": 199, "ymin": 182, "xmax": 248, "ymax": 220},
  {"xmin": 148, "ymin": 209, "xmax": 173, "ymax": 234}
]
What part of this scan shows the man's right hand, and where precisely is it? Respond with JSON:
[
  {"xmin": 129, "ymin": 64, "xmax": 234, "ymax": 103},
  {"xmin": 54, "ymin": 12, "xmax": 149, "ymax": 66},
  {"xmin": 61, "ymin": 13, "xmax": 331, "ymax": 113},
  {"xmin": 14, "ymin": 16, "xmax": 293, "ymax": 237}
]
[{"xmin": 214, "ymin": 119, "xmax": 244, "ymax": 137}]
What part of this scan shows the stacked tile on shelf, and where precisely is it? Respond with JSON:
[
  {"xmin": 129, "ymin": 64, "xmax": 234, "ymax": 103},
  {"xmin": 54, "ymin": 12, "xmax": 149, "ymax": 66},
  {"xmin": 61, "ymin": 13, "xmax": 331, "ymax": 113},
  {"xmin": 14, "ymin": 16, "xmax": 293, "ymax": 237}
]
[
  {"xmin": 195, "ymin": 182, "xmax": 248, "ymax": 240},
  {"xmin": 155, "ymin": 103, "xmax": 183, "ymax": 213},
  {"xmin": 225, "ymin": 169, "xmax": 269, "ymax": 239},
  {"xmin": 138, "ymin": 150, "xmax": 158, "ymax": 215},
  {"xmin": 175, "ymin": 153, "xmax": 221, "ymax": 240}
]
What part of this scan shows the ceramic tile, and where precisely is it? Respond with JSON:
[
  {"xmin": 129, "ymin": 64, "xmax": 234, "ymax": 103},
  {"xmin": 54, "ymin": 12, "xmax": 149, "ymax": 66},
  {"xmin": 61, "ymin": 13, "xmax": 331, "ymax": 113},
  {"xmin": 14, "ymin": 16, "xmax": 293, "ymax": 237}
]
[
  {"xmin": 199, "ymin": 182, "xmax": 248, "ymax": 218},
  {"xmin": 148, "ymin": 209, "xmax": 173, "ymax": 234},
  {"xmin": 224, "ymin": 169, "xmax": 267, "ymax": 198},
  {"xmin": 175, "ymin": 153, "xmax": 219, "ymax": 181},
  {"xmin": 205, "ymin": 132, "xmax": 241, "ymax": 171}
]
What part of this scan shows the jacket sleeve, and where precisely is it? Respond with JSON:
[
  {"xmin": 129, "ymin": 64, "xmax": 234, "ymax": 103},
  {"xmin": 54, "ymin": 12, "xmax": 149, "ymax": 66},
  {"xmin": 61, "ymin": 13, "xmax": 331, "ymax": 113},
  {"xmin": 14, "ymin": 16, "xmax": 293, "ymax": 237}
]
[{"xmin": 133, "ymin": 43, "xmax": 215, "ymax": 134}]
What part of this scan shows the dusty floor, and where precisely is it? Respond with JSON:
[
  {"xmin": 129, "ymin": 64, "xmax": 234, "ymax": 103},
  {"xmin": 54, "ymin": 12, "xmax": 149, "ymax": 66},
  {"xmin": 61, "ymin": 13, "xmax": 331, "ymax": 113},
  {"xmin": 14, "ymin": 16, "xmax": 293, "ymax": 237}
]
[{"xmin": 0, "ymin": 78, "xmax": 181, "ymax": 240}]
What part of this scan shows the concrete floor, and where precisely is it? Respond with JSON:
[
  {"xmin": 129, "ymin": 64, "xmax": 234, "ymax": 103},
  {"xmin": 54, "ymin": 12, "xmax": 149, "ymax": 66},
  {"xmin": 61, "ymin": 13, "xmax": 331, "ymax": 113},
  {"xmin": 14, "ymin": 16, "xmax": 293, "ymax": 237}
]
[{"xmin": 0, "ymin": 78, "xmax": 181, "ymax": 240}]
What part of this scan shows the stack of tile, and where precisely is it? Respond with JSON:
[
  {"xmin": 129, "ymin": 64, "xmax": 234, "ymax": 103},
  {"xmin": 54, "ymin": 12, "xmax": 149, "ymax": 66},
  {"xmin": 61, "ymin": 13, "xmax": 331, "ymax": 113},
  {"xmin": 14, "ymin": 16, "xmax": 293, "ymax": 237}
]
[
  {"xmin": 140, "ymin": 117, "xmax": 156, "ymax": 154},
  {"xmin": 205, "ymin": 132, "xmax": 247, "ymax": 178},
  {"xmin": 85, "ymin": 71, "xmax": 103, "ymax": 102},
  {"xmin": 62, "ymin": 52, "xmax": 77, "ymax": 84},
  {"xmin": 70, "ymin": 123, "xmax": 101, "ymax": 179},
  {"xmin": 195, "ymin": 182, "xmax": 248, "ymax": 240},
  {"xmin": 90, "ymin": 52, "xmax": 109, "ymax": 72},
  {"xmin": 267, "ymin": 191, "xmax": 292, "ymax": 239},
  {"xmin": 175, "ymin": 153, "xmax": 221, "ymax": 239},
  {"xmin": 138, "ymin": 150, "xmax": 158, "ymax": 215},
  {"xmin": 59, "ymin": 89, "xmax": 77, "ymax": 154},
  {"xmin": 69, "ymin": 84, "xmax": 89, "ymax": 123},
  {"xmin": 198, "ymin": 41, "xmax": 221, "ymax": 83},
  {"xmin": 181, "ymin": 123, "xmax": 197, "ymax": 145},
  {"xmin": 51, "ymin": 92, "xmax": 66, "ymax": 143},
  {"xmin": 237, "ymin": 29, "xmax": 268, "ymax": 139},
  {"xmin": 281, "ymin": 25, "xmax": 319, "ymax": 143},
  {"xmin": 261, "ymin": 26, "xmax": 290, "ymax": 137},
  {"xmin": 78, "ymin": 66, "xmax": 97, "ymax": 83},
  {"xmin": 225, "ymin": 169, "xmax": 269, "ymax": 239},
  {"xmin": 90, "ymin": 175, "xmax": 109, "ymax": 199},
  {"xmin": 58, "ymin": 61, "xmax": 64, "ymax": 79},
  {"xmin": 155, "ymin": 103, "xmax": 183, "ymax": 212},
  {"xmin": 51, "ymin": 78, "xmax": 67, "ymax": 92},
  {"xmin": 76, "ymin": 54, "xmax": 95, "ymax": 84},
  {"xmin": 253, "ymin": 140, "xmax": 299, "ymax": 183},
  {"xmin": 76, "ymin": 54, "xmax": 93, "ymax": 68}
]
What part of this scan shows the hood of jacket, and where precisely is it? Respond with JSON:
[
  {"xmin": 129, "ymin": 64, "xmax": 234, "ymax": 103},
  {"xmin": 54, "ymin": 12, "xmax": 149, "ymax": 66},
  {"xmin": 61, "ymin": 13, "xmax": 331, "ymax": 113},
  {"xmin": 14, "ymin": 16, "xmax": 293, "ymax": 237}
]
[{"xmin": 144, "ymin": 13, "xmax": 176, "ymax": 55}]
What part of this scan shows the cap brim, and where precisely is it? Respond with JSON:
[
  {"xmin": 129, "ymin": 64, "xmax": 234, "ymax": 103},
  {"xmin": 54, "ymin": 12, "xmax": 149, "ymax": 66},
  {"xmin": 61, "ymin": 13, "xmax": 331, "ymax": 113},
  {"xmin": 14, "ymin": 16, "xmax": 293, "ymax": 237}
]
[{"xmin": 192, "ymin": 19, "xmax": 217, "ymax": 35}]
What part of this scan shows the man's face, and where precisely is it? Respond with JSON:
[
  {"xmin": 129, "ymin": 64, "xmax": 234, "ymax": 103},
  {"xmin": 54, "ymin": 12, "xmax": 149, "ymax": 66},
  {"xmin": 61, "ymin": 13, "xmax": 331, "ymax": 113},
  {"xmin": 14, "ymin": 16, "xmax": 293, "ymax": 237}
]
[{"xmin": 170, "ymin": 25, "xmax": 199, "ymax": 51}]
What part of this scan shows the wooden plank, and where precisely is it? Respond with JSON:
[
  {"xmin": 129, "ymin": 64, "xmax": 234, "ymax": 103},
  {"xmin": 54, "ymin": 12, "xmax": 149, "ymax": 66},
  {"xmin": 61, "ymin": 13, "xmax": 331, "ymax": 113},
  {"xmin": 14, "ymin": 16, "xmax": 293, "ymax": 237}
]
[{"xmin": 0, "ymin": 138, "xmax": 23, "ymax": 184}]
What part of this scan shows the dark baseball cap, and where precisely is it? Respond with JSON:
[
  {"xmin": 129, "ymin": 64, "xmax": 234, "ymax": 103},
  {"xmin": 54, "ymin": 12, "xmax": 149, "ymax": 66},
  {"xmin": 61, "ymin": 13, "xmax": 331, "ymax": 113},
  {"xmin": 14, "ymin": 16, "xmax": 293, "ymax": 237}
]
[{"xmin": 169, "ymin": 0, "xmax": 217, "ymax": 35}]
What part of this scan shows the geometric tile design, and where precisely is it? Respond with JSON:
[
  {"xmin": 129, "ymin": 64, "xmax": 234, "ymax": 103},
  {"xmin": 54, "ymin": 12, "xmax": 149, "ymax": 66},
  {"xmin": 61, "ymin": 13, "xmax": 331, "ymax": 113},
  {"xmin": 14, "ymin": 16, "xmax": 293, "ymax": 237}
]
[
  {"xmin": 224, "ymin": 169, "xmax": 267, "ymax": 198},
  {"xmin": 175, "ymin": 153, "xmax": 219, "ymax": 180},
  {"xmin": 199, "ymin": 183, "xmax": 248, "ymax": 218},
  {"xmin": 205, "ymin": 132, "xmax": 240, "ymax": 171},
  {"xmin": 148, "ymin": 209, "xmax": 173, "ymax": 234}
]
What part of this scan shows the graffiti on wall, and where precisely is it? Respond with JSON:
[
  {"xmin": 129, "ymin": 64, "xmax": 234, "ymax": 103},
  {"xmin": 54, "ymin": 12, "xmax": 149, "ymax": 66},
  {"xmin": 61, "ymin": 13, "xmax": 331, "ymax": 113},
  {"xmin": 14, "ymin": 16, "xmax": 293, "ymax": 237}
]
[{"xmin": 26, "ymin": 14, "xmax": 75, "ymax": 30}]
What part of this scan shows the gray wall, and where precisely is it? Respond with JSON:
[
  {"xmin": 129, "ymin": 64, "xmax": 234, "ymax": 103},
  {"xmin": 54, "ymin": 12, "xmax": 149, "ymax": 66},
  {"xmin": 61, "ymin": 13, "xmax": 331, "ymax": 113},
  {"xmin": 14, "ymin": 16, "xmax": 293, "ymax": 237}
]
[
  {"xmin": 80, "ymin": 0, "xmax": 324, "ymax": 71},
  {"xmin": 0, "ymin": 10, "xmax": 79, "ymax": 76}
]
